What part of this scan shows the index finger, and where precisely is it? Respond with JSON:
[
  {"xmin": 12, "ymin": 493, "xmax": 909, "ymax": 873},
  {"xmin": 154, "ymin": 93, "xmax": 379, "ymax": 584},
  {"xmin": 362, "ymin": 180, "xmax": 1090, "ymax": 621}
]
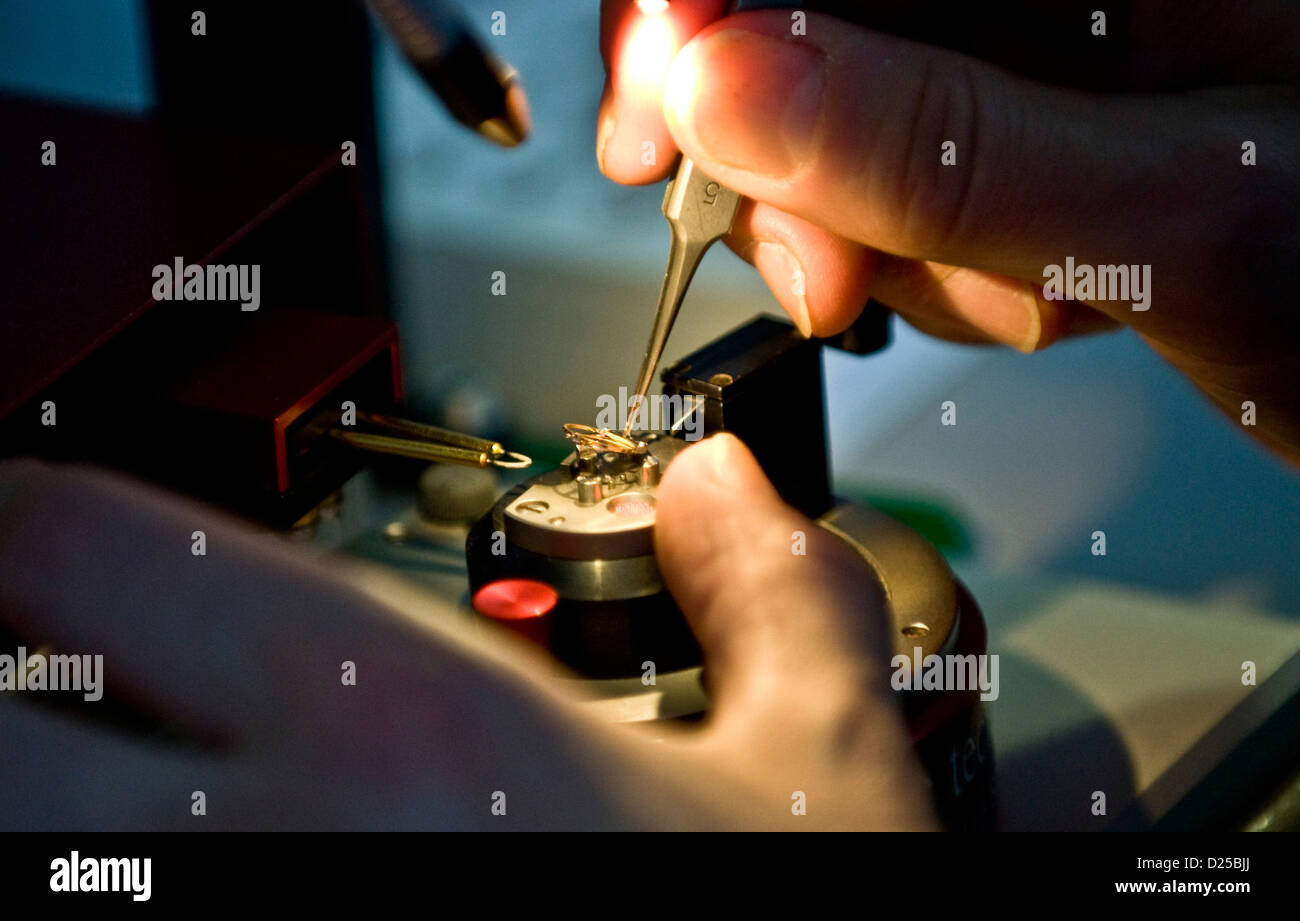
[{"xmin": 597, "ymin": 0, "xmax": 726, "ymax": 184}]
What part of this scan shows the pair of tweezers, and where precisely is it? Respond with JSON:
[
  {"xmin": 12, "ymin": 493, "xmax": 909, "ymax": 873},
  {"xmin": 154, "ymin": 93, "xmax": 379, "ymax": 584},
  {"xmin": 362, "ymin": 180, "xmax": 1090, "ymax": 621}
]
[
  {"xmin": 622, "ymin": 158, "xmax": 741, "ymax": 436},
  {"xmin": 330, "ymin": 410, "xmax": 531, "ymax": 469}
]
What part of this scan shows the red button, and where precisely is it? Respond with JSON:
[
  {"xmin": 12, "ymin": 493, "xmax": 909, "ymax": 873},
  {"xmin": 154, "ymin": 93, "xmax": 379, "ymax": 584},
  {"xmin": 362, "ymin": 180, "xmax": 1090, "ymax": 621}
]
[
  {"xmin": 473, "ymin": 579, "xmax": 558, "ymax": 648},
  {"xmin": 472, "ymin": 579, "xmax": 558, "ymax": 621}
]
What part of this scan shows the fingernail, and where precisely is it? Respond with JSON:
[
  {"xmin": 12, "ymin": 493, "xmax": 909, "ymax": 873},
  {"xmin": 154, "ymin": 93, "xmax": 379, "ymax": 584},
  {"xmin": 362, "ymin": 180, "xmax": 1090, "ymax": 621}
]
[
  {"xmin": 596, "ymin": 112, "xmax": 617, "ymax": 173},
  {"xmin": 751, "ymin": 241, "xmax": 812, "ymax": 336},
  {"xmin": 665, "ymin": 29, "xmax": 827, "ymax": 179},
  {"xmin": 1011, "ymin": 282, "xmax": 1045, "ymax": 353},
  {"xmin": 708, "ymin": 432, "xmax": 743, "ymax": 484},
  {"xmin": 704, "ymin": 433, "xmax": 773, "ymax": 501}
]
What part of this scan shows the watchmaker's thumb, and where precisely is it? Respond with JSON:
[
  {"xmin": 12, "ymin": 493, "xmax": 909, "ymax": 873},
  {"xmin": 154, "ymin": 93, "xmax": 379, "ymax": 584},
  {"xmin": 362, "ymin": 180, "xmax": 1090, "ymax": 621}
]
[
  {"xmin": 654, "ymin": 434, "xmax": 904, "ymax": 742},
  {"xmin": 660, "ymin": 10, "xmax": 1235, "ymax": 314}
]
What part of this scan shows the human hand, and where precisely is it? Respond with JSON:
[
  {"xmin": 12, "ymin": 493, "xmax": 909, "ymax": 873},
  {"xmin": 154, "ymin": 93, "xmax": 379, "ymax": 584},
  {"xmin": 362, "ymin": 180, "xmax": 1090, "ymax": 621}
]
[
  {"xmin": 598, "ymin": 1, "xmax": 1300, "ymax": 461},
  {"xmin": 0, "ymin": 439, "xmax": 934, "ymax": 830}
]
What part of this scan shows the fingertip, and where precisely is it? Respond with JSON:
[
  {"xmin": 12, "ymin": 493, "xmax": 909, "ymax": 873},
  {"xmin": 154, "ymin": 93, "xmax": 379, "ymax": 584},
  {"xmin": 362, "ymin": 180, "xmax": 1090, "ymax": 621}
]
[
  {"xmin": 804, "ymin": 242, "xmax": 877, "ymax": 338},
  {"xmin": 597, "ymin": 115, "xmax": 678, "ymax": 184},
  {"xmin": 595, "ymin": 83, "xmax": 616, "ymax": 176},
  {"xmin": 601, "ymin": 0, "xmax": 725, "ymax": 184},
  {"xmin": 596, "ymin": 73, "xmax": 679, "ymax": 183},
  {"xmin": 1023, "ymin": 286, "xmax": 1074, "ymax": 352},
  {"xmin": 727, "ymin": 202, "xmax": 877, "ymax": 338},
  {"xmin": 658, "ymin": 433, "xmax": 770, "ymax": 511},
  {"xmin": 656, "ymin": 434, "xmax": 782, "ymax": 579},
  {"xmin": 747, "ymin": 241, "xmax": 813, "ymax": 337}
]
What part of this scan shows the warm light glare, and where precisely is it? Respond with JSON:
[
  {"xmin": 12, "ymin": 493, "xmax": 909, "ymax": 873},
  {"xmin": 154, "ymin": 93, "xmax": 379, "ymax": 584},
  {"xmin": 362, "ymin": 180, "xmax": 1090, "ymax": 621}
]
[
  {"xmin": 662, "ymin": 39, "xmax": 699, "ymax": 127},
  {"xmin": 636, "ymin": 0, "xmax": 670, "ymax": 14},
  {"xmin": 621, "ymin": 12, "xmax": 677, "ymax": 94}
]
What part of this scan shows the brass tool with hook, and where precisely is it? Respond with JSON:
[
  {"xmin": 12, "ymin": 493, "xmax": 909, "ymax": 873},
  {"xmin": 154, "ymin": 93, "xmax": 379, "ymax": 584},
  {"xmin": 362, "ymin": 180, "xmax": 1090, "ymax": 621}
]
[{"xmin": 331, "ymin": 410, "xmax": 532, "ymax": 469}]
